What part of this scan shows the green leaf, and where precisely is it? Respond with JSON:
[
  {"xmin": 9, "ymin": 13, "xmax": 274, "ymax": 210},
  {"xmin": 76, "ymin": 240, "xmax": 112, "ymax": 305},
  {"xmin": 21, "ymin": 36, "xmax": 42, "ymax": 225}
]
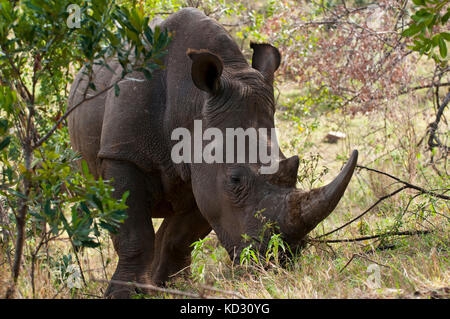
[
  {"xmin": 81, "ymin": 160, "xmax": 89, "ymax": 177},
  {"xmin": 412, "ymin": 0, "xmax": 426, "ymax": 5},
  {"xmin": 438, "ymin": 37, "xmax": 447, "ymax": 58},
  {"xmin": 431, "ymin": 34, "xmax": 440, "ymax": 46},
  {"xmin": 30, "ymin": 210, "xmax": 45, "ymax": 222},
  {"xmin": 442, "ymin": 10, "xmax": 450, "ymax": 24},
  {"xmin": 111, "ymin": 209, "xmax": 127, "ymax": 221},
  {"xmin": 112, "ymin": 9, "xmax": 139, "ymax": 35},
  {"xmin": 88, "ymin": 82, "xmax": 96, "ymax": 92},
  {"xmin": 0, "ymin": 119, "xmax": 7, "ymax": 133},
  {"xmin": 142, "ymin": 68, "xmax": 152, "ymax": 80},
  {"xmin": 81, "ymin": 240, "xmax": 100, "ymax": 248},
  {"xmin": 44, "ymin": 200, "xmax": 56, "ymax": 218},
  {"xmin": 89, "ymin": 194, "xmax": 103, "ymax": 212},
  {"xmin": 79, "ymin": 201, "xmax": 91, "ymax": 215},
  {"xmin": 402, "ymin": 24, "xmax": 421, "ymax": 37},
  {"xmin": 114, "ymin": 83, "xmax": 120, "ymax": 97},
  {"xmin": 6, "ymin": 188, "xmax": 27, "ymax": 199},
  {"xmin": 441, "ymin": 32, "xmax": 450, "ymax": 41},
  {"xmin": 144, "ymin": 26, "xmax": 153, "ymax": 44},
  {"xmin": 0, "ymin": 136, "xmax": 10, "ymax": 150},
  {"xmin": 99, "ymin": 221, "xmax": 117, "ymax": 233},
  {"xmin": 415, "ymin": 9, "xmax": 431, "ymax": 17}
]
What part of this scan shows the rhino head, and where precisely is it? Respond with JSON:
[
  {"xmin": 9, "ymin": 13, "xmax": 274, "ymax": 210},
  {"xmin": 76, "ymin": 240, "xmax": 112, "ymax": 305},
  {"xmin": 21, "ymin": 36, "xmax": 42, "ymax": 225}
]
[{"xmin": 183, "ymin": 43, "xmax": 358, "ymax": 261}]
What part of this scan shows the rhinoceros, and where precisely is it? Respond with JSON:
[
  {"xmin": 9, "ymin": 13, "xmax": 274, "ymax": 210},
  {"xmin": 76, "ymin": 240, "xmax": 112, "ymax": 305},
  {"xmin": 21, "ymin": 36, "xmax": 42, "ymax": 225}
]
[{"xmin": 68, "ymin": 7, "xmax": 358, "ymax": 298}]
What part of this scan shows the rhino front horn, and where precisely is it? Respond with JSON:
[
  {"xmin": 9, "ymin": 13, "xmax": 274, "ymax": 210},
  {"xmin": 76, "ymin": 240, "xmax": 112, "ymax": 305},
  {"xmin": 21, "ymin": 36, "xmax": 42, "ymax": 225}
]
[{"xmin": 286, "ymin": 150, "xmax": 358, "ymax": 240}]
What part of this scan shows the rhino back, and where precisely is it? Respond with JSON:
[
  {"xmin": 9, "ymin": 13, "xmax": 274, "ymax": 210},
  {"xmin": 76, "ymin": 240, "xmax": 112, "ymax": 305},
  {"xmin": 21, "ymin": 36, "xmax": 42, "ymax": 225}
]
[{"xmin": 68, "ymin": 62, "xmax": 119, "ymax": 178}]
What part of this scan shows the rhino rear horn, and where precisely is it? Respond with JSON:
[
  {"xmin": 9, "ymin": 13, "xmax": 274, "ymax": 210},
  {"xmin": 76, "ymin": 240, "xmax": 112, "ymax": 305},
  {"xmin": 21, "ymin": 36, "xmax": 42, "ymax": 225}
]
[{"xmin": 267, "ymin": 155, "xmax": 299, "ymax": 188}]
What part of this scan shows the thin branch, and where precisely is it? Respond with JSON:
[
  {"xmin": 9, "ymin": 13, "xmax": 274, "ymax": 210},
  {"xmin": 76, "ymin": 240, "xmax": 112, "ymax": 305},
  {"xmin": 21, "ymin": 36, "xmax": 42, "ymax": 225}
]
[
  {"xmin": 198, "ymin": 284, "xmax": 245, "ymax": 299},
  {"xmin": 428, "ymin": 91, "xmax": 450, "ymax": 152},
  {"xmin": 317, "ymin": 185, "xmax": 408, "ymax": 239},
  {"xmin": 1, "ymin": 46, "xmax": 33, "ymax": 103},
  {"xmin": 222, "ymin": 19, "xmax": 251, "ymax": 27},
  {"xmin": 356, "ymin": 165, "xmax": 450, "ymax": 200},
  {"xmin": 317, "ymin": 164, "xmax": 449, "ymax": 240},
  {"xmin": 398, "ymin": 82, "xmax": 450, "ymax": 95},
  {"xmin": 312, "ymin": 230, "xmax": 431, "ymax": 243}
]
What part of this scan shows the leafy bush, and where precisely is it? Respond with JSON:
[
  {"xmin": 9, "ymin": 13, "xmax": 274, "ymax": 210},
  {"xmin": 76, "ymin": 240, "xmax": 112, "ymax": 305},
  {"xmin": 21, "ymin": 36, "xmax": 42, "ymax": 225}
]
[{"xmin": 0, "ymin": 0, "xmax": 170, "ymax": 297}]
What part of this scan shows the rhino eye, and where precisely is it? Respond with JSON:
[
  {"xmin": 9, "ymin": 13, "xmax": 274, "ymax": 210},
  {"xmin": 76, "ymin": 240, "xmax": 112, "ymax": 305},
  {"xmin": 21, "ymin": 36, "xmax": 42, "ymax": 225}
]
[{"xmin": 230, "ymin": 175, "xmax": 241, "ymax": 184}]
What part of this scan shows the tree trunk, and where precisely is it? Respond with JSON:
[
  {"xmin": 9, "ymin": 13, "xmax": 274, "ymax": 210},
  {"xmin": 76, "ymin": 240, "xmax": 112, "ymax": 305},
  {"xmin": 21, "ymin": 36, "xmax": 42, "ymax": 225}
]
[{"xmin": 5, "ymin": 145, "xmax": 32, "ymax": 299}]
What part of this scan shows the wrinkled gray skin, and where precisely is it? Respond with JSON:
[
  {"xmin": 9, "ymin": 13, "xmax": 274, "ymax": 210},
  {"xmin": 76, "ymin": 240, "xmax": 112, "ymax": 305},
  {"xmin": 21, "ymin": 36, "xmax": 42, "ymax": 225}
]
[{"xmin": 68, "ymin": 8, "xmax": 358, "ymax": 298}]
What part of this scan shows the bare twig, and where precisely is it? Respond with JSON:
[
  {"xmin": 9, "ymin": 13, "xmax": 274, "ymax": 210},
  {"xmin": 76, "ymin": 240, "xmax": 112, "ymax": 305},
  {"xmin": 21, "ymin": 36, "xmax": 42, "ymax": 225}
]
[
  {"xmin": 398, "ymin": 82, "xmax": 450, "ymax": 96},
  {"xmin": 199, "ymin": 284, "xmax": 245, "ymax": 299},
  {"xmin": 428, "ymin": 91, "xmax": 450, "ymax": 152},
  {"xmin": 356, "ymin": 165, "xmax": 450, "ymax": 201},
  {"xmin": 313, "ymin": 230, "xmax": 431, "ymax": 243},
  {"xmin": 338, "ymin": 253, "xmax": 390, "ymax": 273},
  {"xmin": 317, "ymin": 185, "xmax": 408, "ymax": 239},
  {"xmin": 316, "ymin": 163, "xmax": 448, "ymax": 240},
  {"xmin": 338, "ymin": 254, "xmax": 356, "ymax": 273}
]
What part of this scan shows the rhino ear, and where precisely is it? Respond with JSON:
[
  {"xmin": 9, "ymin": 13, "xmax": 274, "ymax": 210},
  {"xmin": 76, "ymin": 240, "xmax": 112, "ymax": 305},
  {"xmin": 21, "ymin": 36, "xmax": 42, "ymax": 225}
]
[
  {"xmin": 187, "ymin": 49, "xmax": 223, "ymax": 95},
  {"xmin": 250, "ymin": 42, "xmax": 281, "ymax": 84},
  {"xmin": 250, "ymin": 43, "xmax": 281, "ymax": 83}
]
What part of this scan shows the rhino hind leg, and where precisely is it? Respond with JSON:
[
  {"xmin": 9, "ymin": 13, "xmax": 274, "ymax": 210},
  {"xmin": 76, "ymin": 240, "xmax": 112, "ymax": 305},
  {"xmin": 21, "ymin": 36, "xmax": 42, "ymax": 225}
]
[
  {"xmin": 151, "ymin": 208, "xmax": 212, "ymax": 286},
  {"xmin": 101, "ymin": 159, "xmax": 156, "ymax": 299}
]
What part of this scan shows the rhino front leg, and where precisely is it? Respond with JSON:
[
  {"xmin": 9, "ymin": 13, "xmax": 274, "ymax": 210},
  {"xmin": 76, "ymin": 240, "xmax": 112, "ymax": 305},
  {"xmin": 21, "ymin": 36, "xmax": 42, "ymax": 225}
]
[
  {"xmin": 101, "ymin": 159, "xmax": 155, "ymax": 299},
  {"xmin": 151, "ymin": 208, "xmax": 211, "ymax": 286}
]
